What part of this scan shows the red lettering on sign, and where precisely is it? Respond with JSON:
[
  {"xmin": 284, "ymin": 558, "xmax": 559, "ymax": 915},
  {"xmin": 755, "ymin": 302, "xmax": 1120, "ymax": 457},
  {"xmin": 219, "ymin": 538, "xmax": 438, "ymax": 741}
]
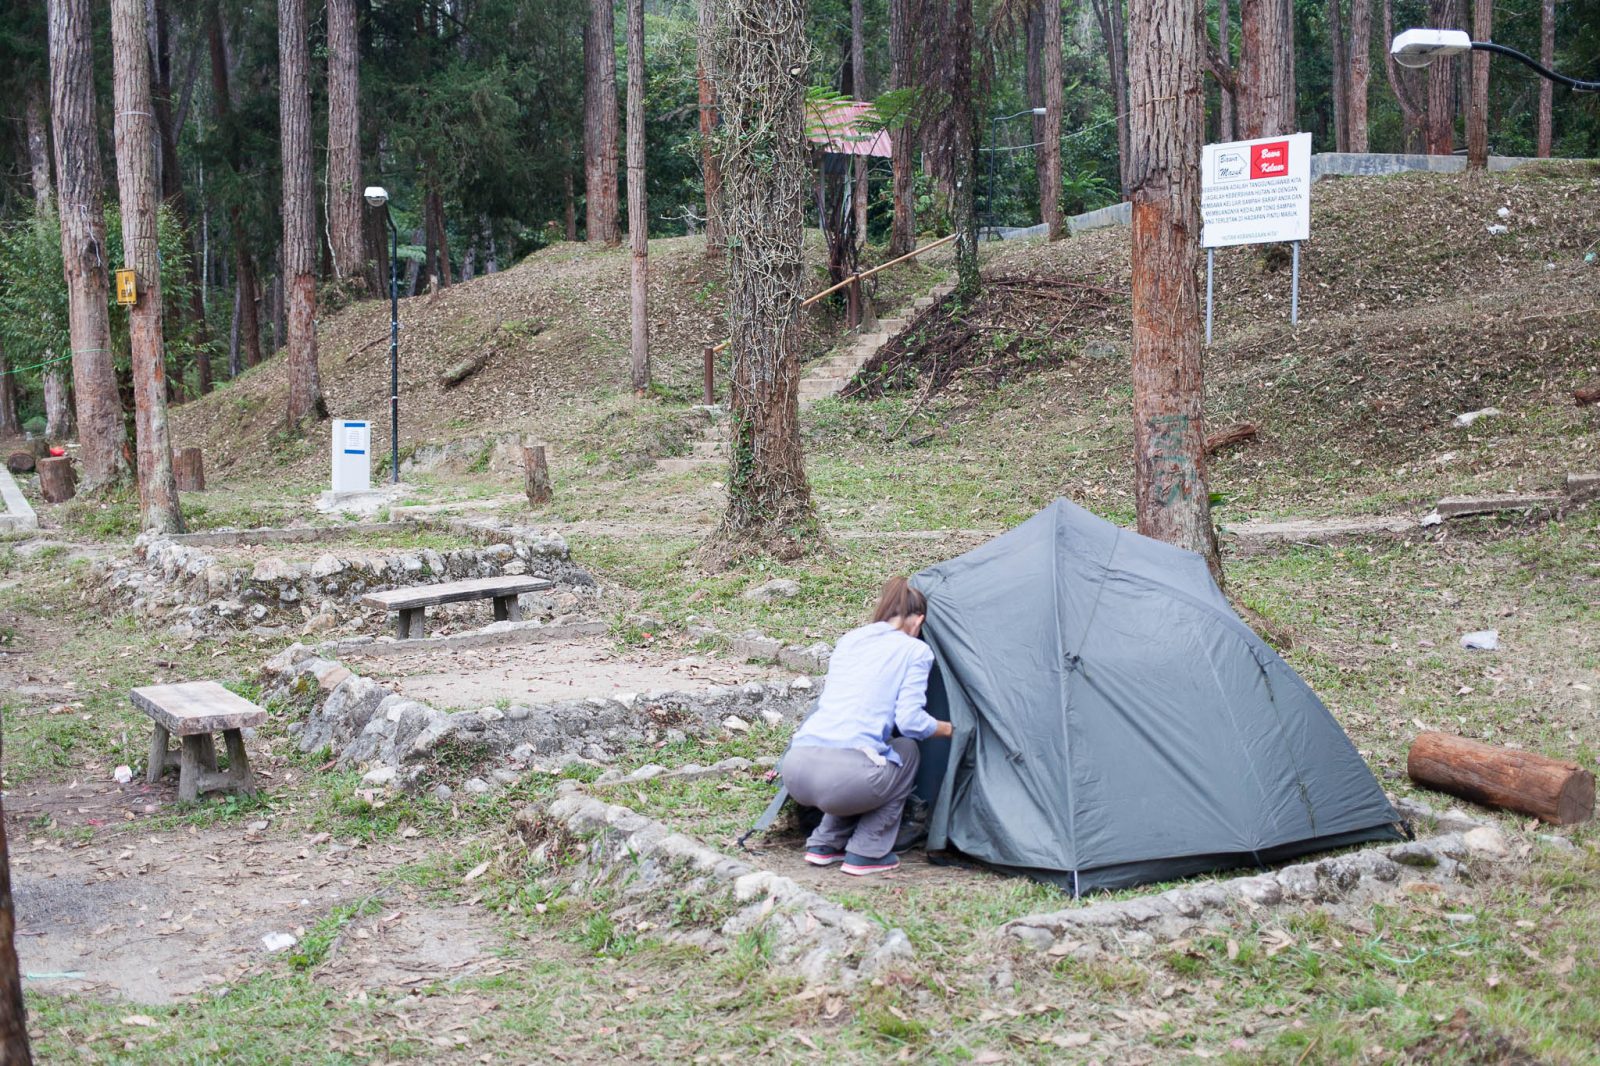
[{"xmin": 1250, "ymin": 141, "xmax": 1290, "ymax": 179}]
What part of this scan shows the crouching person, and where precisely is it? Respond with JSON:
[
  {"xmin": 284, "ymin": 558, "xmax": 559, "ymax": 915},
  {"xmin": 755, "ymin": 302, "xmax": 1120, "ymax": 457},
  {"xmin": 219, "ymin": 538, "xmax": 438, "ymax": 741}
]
[{"xmin": 783, "ymin": 577, "xmax": 953, "ymax": 876}]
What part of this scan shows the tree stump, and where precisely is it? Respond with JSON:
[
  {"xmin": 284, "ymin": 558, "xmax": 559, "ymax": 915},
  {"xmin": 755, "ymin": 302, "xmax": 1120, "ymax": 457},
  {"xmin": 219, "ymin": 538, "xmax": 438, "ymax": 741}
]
[
  {"xmin": 37, "ymin": 456, "xmax": 76, "ymax": 503},
  {"xmin": 174, "ymin": 447, "xmax": 205, "ymax": 491},
  {"xmin": 1408, "ymin": 731, "xmax": 1594, "ymax": 825},
  {"xmin": 4, "ymin": 452, "xmax": 34, "ymax": 475},
  {"xmin": 523, "ymin": 443, "xmax": 553, "ymax": 506}
]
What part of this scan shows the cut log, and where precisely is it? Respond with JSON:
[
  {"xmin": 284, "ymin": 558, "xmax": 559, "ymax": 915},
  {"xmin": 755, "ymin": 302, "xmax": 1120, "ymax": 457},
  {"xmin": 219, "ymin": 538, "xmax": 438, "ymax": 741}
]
[
  {"xmin": 1574, "ymin": 384, "xmax": 1600, "ymax": 407},
  {"xmin": 174, "ymin": 447, "xmax": 205, "ymax": 491},
  {"xmin": 523, "ymin": 444, "xmax": 553, "ymax": 506},
  {"xmin": 1407, "ymin": 731, "xmax": 1594, "ymax": 825},
  {"xmin": 438, "ymin": 349, "xmax": 493, "ymax": 389},
  {"xmin": 5, "ymin": 452, "xmax": 34, "ymax": 475},
  {"xmin": 37, "ymin": 456, "xmax": 76, "ymax": 503},
  {"xmin": 1204, "ymin": 422, "xmax": 1257, "ymax": 455}
]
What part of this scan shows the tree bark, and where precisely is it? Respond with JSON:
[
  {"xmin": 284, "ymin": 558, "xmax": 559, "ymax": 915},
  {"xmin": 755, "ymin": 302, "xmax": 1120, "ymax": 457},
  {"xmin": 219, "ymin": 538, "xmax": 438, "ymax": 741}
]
[
  {"xmin": 0, "ymin": 342, "xmax": 20, "ymax": 439},
  {"xmin": 208, "ymin": 0, "xmax": 262, "ymax": 369},
  {"xmin": 327, "ymin": 0, "xmax": 368, "ymax": 289},
  {"xmin": 696, "ymin": 0, "xmax": 725, "ymax": 261},
  {"xmin": 174, "ymin": 446, "xmax": 205, "ymax": 490},
  {"xmin": 1382, "ymin": 0, "xmax": 1425, "ymax": 150},
  {"xmin": 0, "ymin": 723, "xmax": 29, "ymax": 1066},
  {"xmin": 112, "ymin": 0, "xmax": 184, "ymax": 534},
  {"xmin": 1040, "ymin": 0, "xmax": 1065, "ymax": 239},
  {"xmin": 1425, "ymin": 0, "xmax": 1458, "ymax": 155},
  {"xmin": 706, "ymin": 0, "xmax": 815, "ymax": 558},
  {"xmin": 425, "ymin": 183, "xmax": 452, "ymax": 288},
  {"xmin": 523, "ymin": 444, "xmax": 553, "ymax": 504},
  {"xmin": 944, "ymin": 0, "xmax": 980, "ymax": 295},
  {"xmin": 626, "ymin": 0, "xmax": 650, "ymax": 393},
  {"xmin": 1090, "ymin": 0, "xmax": 1132, "ymax": 194},
  {"xmin": 1236, "ymin": 0, "xmax": 1295, "ymax": 139},
  {"xmin": 888, "ymin": 0, "xmax": 916, "ymax": 255},
  {"xmin": 48, "ymin": 0, "xmax": 131, "ymax": 488},
  {"xmin": 38, "ymin": 457, "xmax": 77, "ymax": 503},
  {"xmin": 1535, "ymin": 0, "xmax": 1552, "ymax": 156},
  {"xmin": 584, "ymin": 0, "xmax": 621, "ymax": 244},
  {"xmin": 1347, "ymin": 0, "xmax": 1370, "ymax": 151},
  {"xmin": 1328, "ymin": 0, "xmax": 1349, "ymax": 151},
  {"xmin": 1127, "ymin": 0, "xmax": 1223, "ymax": 585},
  {"xmin": 850, "ymin": 0, "xmax": 869, "ymax": 248},
  {"xmin": 279, "ymin": 0, "xmax": 327, "ymax": 430},
  {"xmin": 42, "ymin": 371, "xmax": 72, "ymax": 440},
  {"xmin": 1466, "ymin": 0, "xmax": 1491, "ymax": 168},
  {"xmin": 1217, "ymin": 0, "xmax": 1235, "ymax": 140},
  {"xmin": 564, "ymin": 167, "xmax": 579, "ymax": 240},
  {"xmin": 24, "ymin": 85, "xmax": 53, "ymax": 214},
  {"xmin": 1026, "ymin": 5, "xmax": 1045, "ymax": 143},
  {"xmin": 1409, "ymin": 732, "xmax": 1595, "ymax": 825}
]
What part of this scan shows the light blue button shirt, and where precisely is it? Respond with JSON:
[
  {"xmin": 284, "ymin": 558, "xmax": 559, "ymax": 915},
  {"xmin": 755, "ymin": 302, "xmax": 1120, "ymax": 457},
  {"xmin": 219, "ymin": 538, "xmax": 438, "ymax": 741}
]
[{"xmin": 792, "ymin": 621, "xmax": 938, "ymax": 765}]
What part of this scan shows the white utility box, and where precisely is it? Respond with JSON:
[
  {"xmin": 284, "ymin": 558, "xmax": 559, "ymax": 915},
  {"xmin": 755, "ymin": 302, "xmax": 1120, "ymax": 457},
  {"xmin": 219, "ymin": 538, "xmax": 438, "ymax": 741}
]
[{"xmin": 331, "ymin": 419, "xmax": 372, "ymax": 494}]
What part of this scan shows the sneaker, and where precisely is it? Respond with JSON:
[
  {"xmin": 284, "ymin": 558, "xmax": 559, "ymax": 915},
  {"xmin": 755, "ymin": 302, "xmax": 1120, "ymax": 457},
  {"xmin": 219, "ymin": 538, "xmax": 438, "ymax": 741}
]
[
  {"xmin": 840, "ymin": 852, "xmax": 900, "ymax": 876},
  {"xmin": 804, "ymin": 846, "xmax": 846, "ymax": 867}
]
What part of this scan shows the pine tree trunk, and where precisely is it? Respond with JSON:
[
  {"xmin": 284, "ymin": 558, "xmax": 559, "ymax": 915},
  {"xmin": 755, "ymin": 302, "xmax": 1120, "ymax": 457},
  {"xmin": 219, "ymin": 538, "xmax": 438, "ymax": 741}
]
[
  {"xmin": 1040, "ymin": 0, "xmax": 1065, "ymax": 239},
  {"xmin": 706, "ymin": 0, "xmax": 814, "ymax": 559},
  {"xmin": 279, "ymin": 0, "xmax": 327, "ymax": 430},
  {"xmin": 112, "ymin": 0, "xmax": 184, "ymax": 534},
  {"xmin": 1236, "ymin": 0, "xmax": 1295, "ymax": 138},
  {"xmin": 48, "ymin": 0, "xmax": 130, "ymax": 487},
  {"xmin": 1535, "ymin": 0, "xmax": 1552, "ymax": 156},
  {"xmin": 327, "ymin": 0, "xmax": 368, "ymax": 289},
  {"xmin": 1466, "ymin": 0, "xmax": 1491, "ymax": 167},
  {"xmin": 1090, "ymin": 0, "xmax": 1132, "ymax": 194},
  {"xmin": 24, "ymin": 85, "xmax": 53, "ymax": 214},
  {"xmin": 850, "ymin": 0, "xmax": 869, "ymax": 248},
  {"xmin": 1425, "ymin": 0, "xmax": 1457, "ymax": 154},
  {"xmin": 888, "ymin": 0, "xmax": 916, "ymax": 256},
  {"xmin": 1381, "ymin": 0, "xmax": 1425, "ymax": 150},
  {"xmin": 0, "ymin": 342, "xmax": 20, "ymax": 439},
  {"xmin": 0, "ymin": 729, "xmax": 30, "ymax": 1064},
  {"xmin": 431, "ymin": 185, "xmax": 453, "ymax": 287},
  {"xmin": 209, "ymin": 0, "xmax": 263, "ymax": 368},
  {"xmin": 626, "ymin": 0, "xmax": 650, "ymax": 393},
  {"xmin": 1328, "ymin": 0, "xmax": 1349, "ymax": 151},
  {"xmin": 946, "ymin": 0, "xmax": 980, "ymax": 295},
  {"xmin": 1217, "ymin": 0, "xmax": 1235, "ymax": 140},
  {"xmin": 564, "ymin": 168, "xmax": 579, "ymax": 240},
  {"xmin": 584, "ymin": 0, "xmax": 621, "ymax": 244},
  {"xmin": 1127, "ymin": 0, "xmax": 1223, "ymax": 585},
  {"xmin": 1027, "ymin": 7, "xmax": 1044, "ymax": 142},
  {"xmin": 1347, "ymin": 0, "xmax": 1371, "ymax": 151},
  {"xmin": 696, "ymin": 0, "xmax": 725, "ymax": 261}
]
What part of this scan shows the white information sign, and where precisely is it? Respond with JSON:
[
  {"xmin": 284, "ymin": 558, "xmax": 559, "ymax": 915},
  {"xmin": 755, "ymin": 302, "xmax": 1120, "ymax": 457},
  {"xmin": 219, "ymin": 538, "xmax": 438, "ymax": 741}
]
[
  {"xmin": 1201, "ymin": 132, "xmax": 1312, "ymax": 249},
  {"xmin": 331, "ymin": 419, "xmax": 371, "ymax": 495}
]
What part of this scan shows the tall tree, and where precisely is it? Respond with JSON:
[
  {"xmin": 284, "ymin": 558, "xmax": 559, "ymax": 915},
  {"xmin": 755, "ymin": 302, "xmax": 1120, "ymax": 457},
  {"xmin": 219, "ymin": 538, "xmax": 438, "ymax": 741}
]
[
  {"xmin": 1127, "ymin": 0, "xmax": 1223, "ymax": 582},
  {"xmin": 1466, "ymin": 0, "xmax": 1491, "ymax": 167},
  {"xmin": 1216, "ymin": 0, "xmax": 1235, "ymax": 139},
  {"xmin": 1236, "ymin": 0, "xmax": 1295, "ymax": 138},
  {"xmin": 697, "ymin": 0, "xmax": 725, "ymax": 261},
  {"xmin": 1347, "ymin": 0, "xmax": 1371, "ymax": 151},
  {"xmin": 1328, "ymin": 0, "xmax": 1349, "ymax": 151},
  {"xmin": 24, "ymin": 85, "xmax": 53, "ymax": 214},
  {"xmin": 1382, "ymin": 0, "xmax": 1425, "ymax": 149},
  {"xmin": 626, "ymin": 0, "xmax": 649, "ymax": 392},
  {"xmin": 328, "ymin": 0, "xmax": 369, "ymax": 289},
  {"xmin": 1425, "ymin": 0, "xmax": 1458, "ymax": 154},
  {"xmin": 1039, "ymin": 0, "xmax": 1064, "ymax": 239},
  {"xmin": 0, "ymin": 728, "xmax": 31, "ymax": 1064},
  {"xmin": 887, "ymin": 0, "xmax": 917, "ymax": 254},
  {"xmin": 207, "ymin": 0, "xmax": 262, "ymax": 369},
  {"xmin": 923, "ymin": 0, "xmax": 980, "ymax": 294},
  {"xmin": 584, "ymin": 0, "xmax": 621, "ymax": 244},
  {"xmin": 19, "ymin": 83, "xmax": 55, "ymax": 437},
  {"xmin": 48, "ymin": 0, "xmax": 130, "ymax": 483},
  {"xmin": 1090, "ymin": 0, "xmax": 1131, "ymax": 193},
  {"xmin": 112, "ymin": 0, "xmax": 183, "ymax": 533},
  {"xmin": 279, "ymin": 0, "xmax": 327, "ymax": 429},
  {"xmin": 1536, "ymin": 0, "xmax": 1553, "ymax": 156},
  {"xmin": 850, "ymin": 0, "xmax": 869, "ymax": 248},
  {"xmin": 706, "ymin": 0, "xmax": 815, "ymax": 560}
]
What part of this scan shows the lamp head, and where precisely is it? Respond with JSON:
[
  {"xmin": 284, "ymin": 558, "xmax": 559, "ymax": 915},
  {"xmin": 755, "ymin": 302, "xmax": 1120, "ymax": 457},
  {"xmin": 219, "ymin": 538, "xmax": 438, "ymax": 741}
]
[
  {"xmin": 1391, "ymin": 28, "xmax": 1472, "ymax": 68},
  {"xmin": 363, "ymin": 186, "xmax": 390, "ymax": 208}
]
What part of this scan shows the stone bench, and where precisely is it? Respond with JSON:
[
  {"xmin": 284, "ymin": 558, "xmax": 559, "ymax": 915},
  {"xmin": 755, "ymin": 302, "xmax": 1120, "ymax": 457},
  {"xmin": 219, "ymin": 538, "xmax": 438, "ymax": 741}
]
[
  {"xmin": 132, "ymin": 681, "xmax": 267, "ymax": 802},
  {"xmin": 359, "ymin": 575, "xmax": 554, "ymax": 638}
]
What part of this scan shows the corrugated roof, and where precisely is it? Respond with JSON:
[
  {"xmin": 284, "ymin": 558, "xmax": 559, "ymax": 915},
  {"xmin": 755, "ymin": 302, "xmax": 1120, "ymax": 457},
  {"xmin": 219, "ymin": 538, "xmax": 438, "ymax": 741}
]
[{"xmin": 805, "ymin": 99, "xmax": 892, "ymax": 158}]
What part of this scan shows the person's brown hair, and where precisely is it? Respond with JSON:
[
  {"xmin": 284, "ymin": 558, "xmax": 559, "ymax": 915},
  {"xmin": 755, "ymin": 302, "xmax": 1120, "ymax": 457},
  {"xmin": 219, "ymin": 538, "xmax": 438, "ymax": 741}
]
[{"xmin": 870, "ymin": 576, "xmax": 926, "ymax": 624}]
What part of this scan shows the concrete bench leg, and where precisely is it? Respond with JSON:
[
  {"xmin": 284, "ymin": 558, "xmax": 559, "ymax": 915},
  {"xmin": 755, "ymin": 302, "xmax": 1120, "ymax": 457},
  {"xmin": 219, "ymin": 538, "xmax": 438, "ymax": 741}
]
[
  {"xmin": 493, "ymin": 595, "xmax": 521, "ymax": 623},
  {"xmin": 177, "ymin": 730, "xmax": 257, "ymax": 801},
  {"xmin": 222, "ymin": 729, "xmax": 258, "ymax": 797},
  {"xmin": 178, "ymin": 735, "xmax": 207, "ymax": 802},
  {"xmin": 397, "ymin": 607, "xmax": 427, "ymax": 639},
  {"xmin": 147, "ymin": 723, "xmax": 171, "ymax": 784}
]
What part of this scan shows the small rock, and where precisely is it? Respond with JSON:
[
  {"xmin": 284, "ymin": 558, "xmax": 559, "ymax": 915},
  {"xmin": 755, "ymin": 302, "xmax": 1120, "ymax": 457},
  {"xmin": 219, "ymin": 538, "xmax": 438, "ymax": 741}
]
[
  {"xmin": 742, "ymin": 578, "xmax": 801, "ymax": 602},
  {"xmin": 722, "ymin": 715, "xmax": 750, "ymax": 733},
  {"xmin": 478, "ymin": 707, "xmax": 505, "ymax": 723},
  {"xmin": 490, "ymin": 768, "xmax": 520, "ymax": 786},
  {"xmin": 112, "ymin": 765, "xmax": 133, "ymax": 785},
  {"xmin": 361, "ymin": 766, "xmax": 398, "ymax": 787},
  {"xmin": 1460, "ymin": 629, "xmax": 1499, "ymax": 651},
  {"xmin": 1537, "ymin": 834, "xmax": 1578, "ymax": 853},
  {"xmin": 1462, "ymin": 826, "xmax": 1510, "ymax": 859},
  {"xmin": 791, "ymin": 676, "xmax": 814, "ymax": 691},
  {"xmin": 1388, "ymin": 842, "xmax": 1438, "ymax": 867},
  {"xmin": 247, "ymin": 819, "xmax": 269, "ymax": 832},
  {"xmin": 507, "ymin": 706, "xmax": 531, "ymax": 721},
  {"xmin": 462, "ymin": 777, "xmax": 492, "ymax": 795},
  {"xmin": 760, "ymin": 709, "xmax": 784, "ymax": 727}
]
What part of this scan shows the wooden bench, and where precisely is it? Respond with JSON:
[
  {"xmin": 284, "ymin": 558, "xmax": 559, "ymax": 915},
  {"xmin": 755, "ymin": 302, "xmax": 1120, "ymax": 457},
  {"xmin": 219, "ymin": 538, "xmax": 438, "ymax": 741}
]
[
  {"xmin": 132, "ymin": 681, "xmax": 267, "ymax": 802},
  {"xmin": 359, "ymin": 575, "xmax": 554, "ymax": 639}
]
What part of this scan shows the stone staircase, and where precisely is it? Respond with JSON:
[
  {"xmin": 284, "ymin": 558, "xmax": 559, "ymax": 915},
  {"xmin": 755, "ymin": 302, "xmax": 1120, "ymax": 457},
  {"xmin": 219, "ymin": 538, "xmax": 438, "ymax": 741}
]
[{"xmin": 654, "ymin": 274, "xmax": 956, "ymax": 477}]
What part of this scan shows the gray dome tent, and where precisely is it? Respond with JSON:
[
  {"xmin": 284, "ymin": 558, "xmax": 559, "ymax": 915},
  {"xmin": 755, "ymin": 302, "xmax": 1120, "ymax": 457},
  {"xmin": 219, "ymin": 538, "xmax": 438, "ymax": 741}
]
[{"xmin": 908, "ymin": 498, "xmax": 1403, "ymax": 893}]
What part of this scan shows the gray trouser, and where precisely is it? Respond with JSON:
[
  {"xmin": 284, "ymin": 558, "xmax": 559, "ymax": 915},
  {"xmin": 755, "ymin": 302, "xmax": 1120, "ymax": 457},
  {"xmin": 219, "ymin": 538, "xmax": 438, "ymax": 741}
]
[{"xmin": 783, "ymin": 738, "xmax": 921, "ymax": 858}]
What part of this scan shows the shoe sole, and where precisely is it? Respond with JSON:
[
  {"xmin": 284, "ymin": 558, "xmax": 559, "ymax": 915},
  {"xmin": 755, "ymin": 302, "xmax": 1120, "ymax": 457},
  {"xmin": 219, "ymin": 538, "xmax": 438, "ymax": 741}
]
[
  {"xmin": 840, "ymin": 863, "xmax": 899, "ymax": 876},
  {"xmin": 804, "ymin": 853, "xmax": 845, "ymax": 867}
]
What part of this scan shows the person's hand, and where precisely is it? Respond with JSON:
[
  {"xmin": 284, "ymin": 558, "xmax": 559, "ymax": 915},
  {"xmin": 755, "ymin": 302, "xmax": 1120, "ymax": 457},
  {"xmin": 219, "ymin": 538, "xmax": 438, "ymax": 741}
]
[{"xmin": 933, "ymin": 720, "xmax": 954, "ymax": 740}]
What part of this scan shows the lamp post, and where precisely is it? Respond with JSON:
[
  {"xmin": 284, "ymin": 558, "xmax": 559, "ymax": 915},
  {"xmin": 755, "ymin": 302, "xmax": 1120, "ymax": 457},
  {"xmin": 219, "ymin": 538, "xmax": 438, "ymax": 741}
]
[
  {"xmin": 1390, "ymin": 28, "xmax": 1600, "ymax": 90},
  {"xmin": 364, "ymin": 186, "xmax": 401, "ymax": 484},
  {"xmin": 986, "ymin": 107, "xmax": 1048, "ymax": 239}
]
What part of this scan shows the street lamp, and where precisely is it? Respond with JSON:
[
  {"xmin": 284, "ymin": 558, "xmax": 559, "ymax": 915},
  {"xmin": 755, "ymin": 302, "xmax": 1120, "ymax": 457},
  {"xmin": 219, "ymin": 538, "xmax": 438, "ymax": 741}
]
[
  {"xmin": 986, "ymin": 107, "xmax": 1048, "ymax": 239},
  {"xmin": 364, "ymin": 186, "xmax": 401, "ymax": 485},
  {"xmin": 1390, "ymin": 28, "xmax": 1600, "ymax": 91}
]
